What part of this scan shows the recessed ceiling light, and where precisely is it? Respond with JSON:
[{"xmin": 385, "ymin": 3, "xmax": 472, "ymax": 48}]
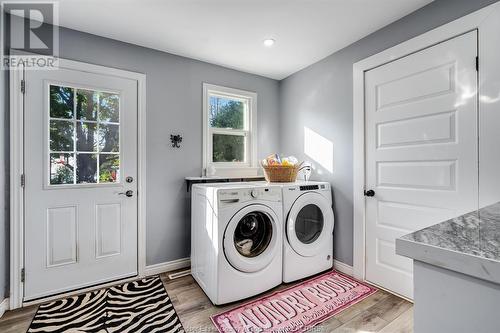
[{"xmin": 263, "ymin": 39, "xmax": 275, "ymax": 47}]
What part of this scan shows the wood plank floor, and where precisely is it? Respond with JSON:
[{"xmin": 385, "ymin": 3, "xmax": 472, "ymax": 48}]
[{"xmin": 0, "ymin": 272, "xmax": 413, "ymax": 333}]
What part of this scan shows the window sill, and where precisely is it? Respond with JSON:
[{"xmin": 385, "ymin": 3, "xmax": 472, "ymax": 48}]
[
  {"xmin": 185, "ymin": 173, "xmax": 266, "ymax": 192},
  {"xmin": 205, "ymin": 166, "xmax": 261, "ymax": 178}
]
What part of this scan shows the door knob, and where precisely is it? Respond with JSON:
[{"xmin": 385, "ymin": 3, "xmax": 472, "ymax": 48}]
[
  {"xmin": 118, "ymin": 190, "xmax": 134, "ymax": 197},
  {"xmin": 364, "ymin": 189, "xmax": 375, "ymax": 197}
]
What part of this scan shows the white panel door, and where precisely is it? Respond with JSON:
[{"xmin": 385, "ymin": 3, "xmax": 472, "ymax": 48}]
[
  {"xmin": 364, "ymin": 31, "xmax": 478, "ymax": 299},
  {"xmin": 24, "ymin": 63, "xmax": 138, "ymax": 300}
]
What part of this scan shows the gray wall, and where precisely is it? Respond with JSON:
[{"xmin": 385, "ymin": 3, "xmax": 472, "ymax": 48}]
[
  {"xmin": 0, "ymin": 21, "xmax": 280, "ymax": 299},
  {"xmin": 49, "ymin": 28, "xmax": 282, "ymax": 265},
  {"xmin": 279, "ymin": 0, "xmax": 499, "ymax": 265}
]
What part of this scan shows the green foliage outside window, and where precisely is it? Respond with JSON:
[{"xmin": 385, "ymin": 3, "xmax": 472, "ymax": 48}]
[
  {"xmin": 50, "ymin": 154, "xmax": 74, "ymax": 185},
  {"xmin": 213, "ymin": 135, "xmax": 244, "ymax": 162},
  {"xmin": 210, "ymin": 96, "xmax": 246, "ymax": 162},
  {"xmin": 99, "ymin": 155, "xmax": 120, "ymax": 183},
  {"xmin": 49, "ymin": 85, "xmax": 121, "ymax": 184},
  {"xmin": 210, "ymin": 97, "xmax": 244, "ymax": 129},
  {"xmin": 54, "ymin": 166, "xmax": 73, "ymax": 184}
]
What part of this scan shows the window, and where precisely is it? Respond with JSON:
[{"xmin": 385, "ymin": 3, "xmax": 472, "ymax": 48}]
[
  {"xmin": 203, "ymin": 83, "xmax": 257, "ymax": 176},
  {"xmin": 49, "ymin": 84, "xmax": 120, "ymax": 185}
]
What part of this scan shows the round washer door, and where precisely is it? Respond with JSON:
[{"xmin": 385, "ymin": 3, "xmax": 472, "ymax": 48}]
[
  {"xmin": 286, "ymin": 192, "xmax": 334, "ymax": 257},
  {"xmin": 224, "ymin": 204, "xmax": 279, "ymax": 273}
]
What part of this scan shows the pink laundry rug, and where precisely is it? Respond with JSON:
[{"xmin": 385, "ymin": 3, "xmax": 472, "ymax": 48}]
[{"xmin": 211, "ymin": 270, "xmax": 377, "ymax": 333}]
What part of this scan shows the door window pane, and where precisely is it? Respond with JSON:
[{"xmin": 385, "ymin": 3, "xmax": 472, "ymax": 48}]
[
  {"xmin": 76, "ymin": 154, "xmax": 98, "ymax": 184},
  {"xmin": 77, "ymin": 122, "xmax": 98, "ymax": 152},
  {"xmin": 295, "ymin": 204, "xmax": 324, "ymax": 244},
  {"xmin": 99, "ymin": 92, "xmax": 120, "ymax": 123},
  {"xmin": 98, "ymin": 124, "xmax": 119, "ymax": 152},
  {"xmin": 49, "ymin": 84, "xmax": 121, "ymax": 185},
  {"xmin": 76, "ymin": 89, "xmax": 98, "ymax": 121},
  {"xmin": 50, "ymin": 120, "xmax": 74, "ymax": 151},
  {"xmin": 213, "ymin": 134, "xmax": 244, "ymax": 162},
  {"xmin": 50, "ymin": 85, "xmax": 74, "ymax": 119},
  {"xmin": 209, "ymin": 96, "xmax": 245, "ymax": 129},
  {"xmin": 50, "ymin": 153, "xmax": 75, "ymax": 185},
  {"xmin": 99, "ymin": 154, "xmax": 120, "ymax": 183}
]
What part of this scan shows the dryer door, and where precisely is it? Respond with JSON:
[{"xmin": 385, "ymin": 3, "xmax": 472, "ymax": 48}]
[
  {"xmin": 224, "ymin": 204, "xmax": 279, "ymax": 273},
  {"xmin": 286, "ymin": 192, "xmax": 334, "ymax": 257}
]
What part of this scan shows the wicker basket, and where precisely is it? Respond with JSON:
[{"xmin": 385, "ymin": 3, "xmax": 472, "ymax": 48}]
[{"xmin": 261, "ymin": 163, "xmax": 302, "ymax": 183}]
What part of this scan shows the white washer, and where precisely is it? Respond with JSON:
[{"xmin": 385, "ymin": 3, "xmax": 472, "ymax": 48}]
[
  {"xmin": 191, "ymin": 183, "xmax": 283, "ymax": 305},
  {"xmin": 281, "ymin": 181, "xmax": 334, "ymax": 282}
]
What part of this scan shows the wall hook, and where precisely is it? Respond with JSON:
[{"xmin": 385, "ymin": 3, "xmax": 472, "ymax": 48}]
[{"xmin": 170, "ymin": 134, "xmax": 182, "ymax": 148}]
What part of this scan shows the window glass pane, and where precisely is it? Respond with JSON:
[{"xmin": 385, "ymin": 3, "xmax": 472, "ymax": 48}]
[
  {"xmin": 99, "ymin": 154, "xmax": 120, "ymax": 183},
  {"xmin": 50, "ymin": 120, "xmax": 74, "ymax": 151},
  {"xmin": 77, "ymin": 122, "xmax": 98, "ymax": 152},
  {"xmin": 209, "ymin": 96, "xmax": 245, "ymax": 129},
  {"xmin": 213, "ymin": 134, "xmax": 244, "ymax": 162},
  {"xmin": 99, "ymin": 92, "xmax": 120, "ymax": 123},
  {"xmin": 76, "ymin": 154, "xmax": 97, "ymax": 183},
  {"xmin": 50, "ymin": 153, "xmax": 74, "ymax": 185},
  {"xmin": 76, "ymin": 89, "xmax": 98, "ymax": 121},
  {"xmin": 50, "ymin": 85, "xmax": 74, "ymax": 119},
  {"xmin": 98, "ymin": 124, "xmax": 119, "ymax": 152}
]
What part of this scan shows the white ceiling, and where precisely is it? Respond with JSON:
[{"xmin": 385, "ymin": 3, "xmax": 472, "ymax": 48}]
[{"xmin": 55, "ymin": 0, "xmax": 433, "ymax": 79}]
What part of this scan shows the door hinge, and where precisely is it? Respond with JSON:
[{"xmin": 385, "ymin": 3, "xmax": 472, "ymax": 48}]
[
  {"xmin": 21, "ymin": 174, "xmax": 25, "ymax": 188},
  {"xmin": 476, "ymin": 56, "xmax": 479, "ymax": 72},
  {"xmin": 21, "ymin": 79, "xmax": 25, "ymax": 94},
  {"xmin": 21, "ymin": 268, "xmax": 25, "ymax": 282}
]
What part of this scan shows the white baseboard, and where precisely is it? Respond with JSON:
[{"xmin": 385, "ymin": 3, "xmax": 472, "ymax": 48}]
[
  {"xmin": 334, "ymin": 259, "xmax": 354, "ymax": 276},
  {"xmin": 0, "ymin": 298, "xmax": 10, "ymax": 319},
  {"xmin": 144, "ymin": 258, "xmax": 190, "ymax": 277},
  {"xmin": 144, "ymin": 258, "xmax": 351, "ymax": 279}
]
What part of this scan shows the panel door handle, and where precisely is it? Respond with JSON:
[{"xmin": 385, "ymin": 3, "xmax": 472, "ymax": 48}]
[
  {"xmin": 364, "ymin": 189, "xmax": 375, "ymax": 197},
  {"xmin": 118, "ymin": 190, "xmax": 134, "ymax": 197}
]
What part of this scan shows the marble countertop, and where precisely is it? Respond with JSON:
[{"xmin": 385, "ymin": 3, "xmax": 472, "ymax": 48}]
[{"xmin": 396, "ymin": 202, "xmax": 500, "ymax": 284}]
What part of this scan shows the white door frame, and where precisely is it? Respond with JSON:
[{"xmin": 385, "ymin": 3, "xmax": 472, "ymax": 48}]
[
  {"xmin": 352, "ymin": 2, "xmax": 500, "ymax": 281},
  {"xmin": 9, "ymin": 57, "xmax": 147, "ymax": 309}
]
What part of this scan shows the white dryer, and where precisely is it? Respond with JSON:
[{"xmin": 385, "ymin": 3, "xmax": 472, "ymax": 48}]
[
  {"xmin": 191, "ymin": 183, "xmax": 283, "ymax": 305},
  {"xmin": 282, "ymin": 181, "xmax": 334, "ymax": 282}
]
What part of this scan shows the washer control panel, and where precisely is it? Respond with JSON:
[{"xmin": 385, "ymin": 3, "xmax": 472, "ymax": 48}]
[{"xmin": 218, "ymin": 187, "xmax": 281, "ymax": 205}]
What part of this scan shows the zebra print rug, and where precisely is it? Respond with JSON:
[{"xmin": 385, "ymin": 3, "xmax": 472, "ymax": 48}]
[{"xmin": 27, "ymin": 276, "xmax": 184, "ymax": 333}]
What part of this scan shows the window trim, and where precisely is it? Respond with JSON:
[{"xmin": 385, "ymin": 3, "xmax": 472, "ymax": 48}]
[{"xmin": 202, "ymin": 83, "xmax": 258, "ymax": 176}]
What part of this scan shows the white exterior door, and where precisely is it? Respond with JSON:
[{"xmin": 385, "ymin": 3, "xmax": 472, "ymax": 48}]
[
  {"xmin": 24, "ymin": 63, "xmax": 139, "ymax": 300},
  {"xmin": 364, "ymin": 31, "xmax": 478, "ymax": 299}
]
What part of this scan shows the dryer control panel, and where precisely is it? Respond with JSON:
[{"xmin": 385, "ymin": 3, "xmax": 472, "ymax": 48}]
[
  {"xmin": 286, "ymin": 182, "xmax": 330, "ymax": 192},
  {"xmin": 300, "ymin": 184, "xmax": 320, "ymax": 191}
]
